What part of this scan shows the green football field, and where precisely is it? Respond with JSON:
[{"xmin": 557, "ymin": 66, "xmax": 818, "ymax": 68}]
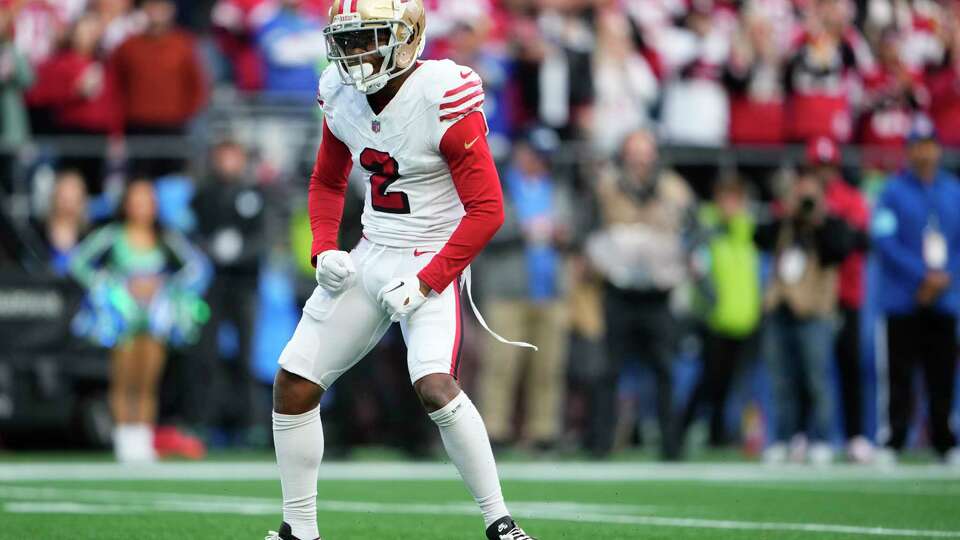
[{"xmin": 0, "ymin": 459, "xmax": 958, "ymax": 539}]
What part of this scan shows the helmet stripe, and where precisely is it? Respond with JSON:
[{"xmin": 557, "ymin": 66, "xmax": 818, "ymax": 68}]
[{"xmin": 350, "ymin": 0, "xmax": 358, "ymax": 13}]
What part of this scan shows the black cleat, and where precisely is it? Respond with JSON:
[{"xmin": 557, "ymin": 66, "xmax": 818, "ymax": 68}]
[
  {"xmin": 264, "ymin": 522, "xmax": 319, "ymax": 540},
  {"xmin": 486, "ymin": 516, "xmax": 536, "ymax": 540}
]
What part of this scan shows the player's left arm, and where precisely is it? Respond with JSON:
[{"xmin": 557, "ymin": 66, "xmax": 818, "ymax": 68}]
[{"xmin": 417, "ymin": 111, "xmax": 505, "ymax": 294}]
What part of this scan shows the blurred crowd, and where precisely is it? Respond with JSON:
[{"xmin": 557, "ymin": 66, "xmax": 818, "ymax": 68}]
[
  {"xmin": 4, "ymin": 0, "xmax": 960, "ymax": 165},
  {"xmin": 1, "ymin": 0, "xmax": 960, "ymax": 465}
]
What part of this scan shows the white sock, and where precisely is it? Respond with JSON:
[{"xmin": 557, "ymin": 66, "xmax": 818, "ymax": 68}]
[
  {"xmin": 273, "ymin": 406, "xmax": 323, "ymax": 540},
  {"xmin": 132, "ymin": 424, "xmax": 156, "ymax": 463},
  {"xmin": 429, "ymin": 392, "xmax": 509, "ymax": 527},
  {"xmin": 113, "ymin": 425, "xmax": 134, "ymax": 463}
]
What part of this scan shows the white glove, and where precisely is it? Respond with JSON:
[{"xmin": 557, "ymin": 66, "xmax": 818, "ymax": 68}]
[
  {"xmin": 378, "ymin": 277, "xmax": 427, "ymax": 322},
  {"xmin": 315, "ymin": 250, "xmax": 357, "ymax": 293}
]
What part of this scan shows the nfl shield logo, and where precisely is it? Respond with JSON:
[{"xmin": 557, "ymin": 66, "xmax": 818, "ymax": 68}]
[{"xmin": 371, "ymin": 120, "xmax": 381, "ymax": 133}]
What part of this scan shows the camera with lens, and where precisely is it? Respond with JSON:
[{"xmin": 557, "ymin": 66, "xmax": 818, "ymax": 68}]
[{"xmin": 798, "ymin": 196, "xmax": 818, "ymax": 217}]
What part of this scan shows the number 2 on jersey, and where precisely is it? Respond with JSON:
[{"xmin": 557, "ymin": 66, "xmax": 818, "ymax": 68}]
[{"xmin": 360, "ymin": 148, "xmax": 410, "ymax": 214}]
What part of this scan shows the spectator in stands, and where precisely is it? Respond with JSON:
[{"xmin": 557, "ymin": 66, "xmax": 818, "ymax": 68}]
[
  {"xmin": 95, "ymin": 0, "xmax": 144, "ymax": 52},
  {"xmin": 0, "ymin": 5, "xmax": 33, "ymax": 189},
  {"xmin": 658, "ymin": 0, "xmax": 730, "ymax": 149},
  {"xmin": 590, "ymin": 8, "xmax": 659, "ymax": 157},
  {"xmin": 27, "ymin": 14, "xmax": 122, "ymax": 191},
  {"xmin": 192, "ymin": 139, "xmax": 265, "ymax": 444},
  {"xmin": 423, "ymin": 0, "xmax": 493, "ymax": 47},
  {"xmin": 34, "ymin": 169, "xmax": 89, "ymax": 276},
  {"xmin": 9, "ymin": 0, "xmax": 78, "ymax": 66},
  {"xmin": 806, "ymin": 136, "xmax": 873, "ymax": 462},
  {"xmin": 477, "ymin": 127, "xmax": 571, "ymax": 452},
  {"xmin": 111, "ymin": 0, "xmax": 207, "ymax": 176},
  {"xmin": 254, "ymin": 0, "xmax": 326, "ymax": 100},
  {"xmin": 211, "ymin": 0, "xmax": 272, "ymax": 92},
  {"xmin": 69, "ymin": 178, "xmax": 210, "ymax": 463},
  {"xmin": 680, "ymin": 176, "xmax": 761, "ymax": 452},
  {"xmin": 785, "ymin": 0, "xmax": 876, "ymax": 143},
  {"xmin": 723, "ymin": 8, "xmax": 787, "ymax": 196},
  {"xmin": 925, "ymin": 8, "xmax": 960, "ymax": 147},
  {"xmin": 585, "ymin": 129, "xmax": 693, "ymax": 460},
  {"xmin": 858, "ymin": 28, "xmax": 927, "ymax": 169},
  {"xmin": 757, "ymin": 170, "xmax": 853, "ymax": 465},
  {"xmin": 873, "ymin": 117, "xmax": 960, "ymax": 464},
  {"xmin": 509, "ymin": 12, "xmax": 594, "ymax": 139},
  {"xmin": 862, "ymin": 0, "xmax": 945, "ymax": 71},
  {"xmin": 724, "ymin": 10, "xmax": 786, "ymax": 146}
]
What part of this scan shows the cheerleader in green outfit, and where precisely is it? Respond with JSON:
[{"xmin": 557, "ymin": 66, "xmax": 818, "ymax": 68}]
[{"xmin": 70, "ymin": 179, "xmax": 210, "ymax": 462}]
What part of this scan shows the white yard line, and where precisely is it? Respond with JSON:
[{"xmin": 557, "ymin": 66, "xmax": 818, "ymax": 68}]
[
  {"xmin": 719, "ymin": 482, "xmax": 960, "ymax": 497},
  {"xmin": 0, "ymin": 461, "xmax": 958, "ymax": 483},
  {"xmin": 2, "ymin": 487, "xmax": 959, "ymax": 539},
  {"xmin": 540, "ymin": 513, "xmax": 960, "ymax": 538},
  {"xmin": 0, "ymin": 486, "xmax": 665, "ymax": 515}
]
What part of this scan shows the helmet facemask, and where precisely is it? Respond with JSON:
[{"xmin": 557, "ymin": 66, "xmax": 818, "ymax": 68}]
[{"xmin": 324, "ymin": 15, "xmax": 418, "ymax": 95}]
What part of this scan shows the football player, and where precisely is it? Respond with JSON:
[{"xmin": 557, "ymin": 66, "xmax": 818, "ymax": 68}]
[{"xmin": 266, "ymin": 1, "xmax": 535, "ymax": 539}]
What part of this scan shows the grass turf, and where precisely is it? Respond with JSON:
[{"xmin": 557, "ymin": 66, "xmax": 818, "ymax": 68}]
[{"xmin": 0, "ymin": 462, "xmax": 958, "ymax": 539}]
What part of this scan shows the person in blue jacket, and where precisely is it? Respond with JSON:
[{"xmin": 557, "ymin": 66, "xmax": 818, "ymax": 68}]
[
  {"xmin": 872, "ymin": 115, "xmax": 960, "ymax": 464},
  {"xmin": 256, "ymin": 0, "xmax": 327, "ymax": 100}
]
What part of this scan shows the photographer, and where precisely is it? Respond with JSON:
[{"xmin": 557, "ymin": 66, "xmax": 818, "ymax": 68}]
[
  {"xmin": 807, "ymin": 137, "xmax": 872, "ymax": 462},
  {"xmin": 756, "ymin": 172, "xmax": 854, "ymax": 465}
]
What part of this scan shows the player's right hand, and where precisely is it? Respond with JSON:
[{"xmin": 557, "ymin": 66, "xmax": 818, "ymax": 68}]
[{"xmin": 315, "ymin": 250, "xmax": 357, "ymax": 293}]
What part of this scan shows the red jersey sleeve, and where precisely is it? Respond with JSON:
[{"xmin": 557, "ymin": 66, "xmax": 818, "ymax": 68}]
[
  {"xmin": 308, "ymin": 119, "xmax": 354, "ymax": 266},
  {"xmin": 417, "ymin": 111, "xmax": 505, "ymax": 293}
]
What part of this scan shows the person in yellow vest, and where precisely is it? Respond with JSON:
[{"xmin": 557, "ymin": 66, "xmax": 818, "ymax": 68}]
[{"xmin": 680, "ymin": 176, "xmax": 761, "ymax": 452}]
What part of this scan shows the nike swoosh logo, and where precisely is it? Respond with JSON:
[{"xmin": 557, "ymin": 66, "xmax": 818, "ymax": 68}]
[
  {"xmin": 464, "ymin": 136, "xmax": 480, "ymax": 150},
  {"xmin": 413, "ymin": 249, "xmax": 435, "ymax": 257},
  {"xmin": 384, "ymin": 281, "xmax": 404, "ymax": 294},
  {"xmin": 460, "ymin": 70, "xmax": 472, "ymax": 79}
]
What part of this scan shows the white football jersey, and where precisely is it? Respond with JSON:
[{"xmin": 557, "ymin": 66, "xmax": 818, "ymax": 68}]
[{"xmin": 317, "ymin": 59, "xmax": 487, "ymax": 248}]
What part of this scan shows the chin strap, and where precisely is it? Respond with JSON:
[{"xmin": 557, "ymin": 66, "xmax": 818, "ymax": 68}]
[{"xmin": 463, "ymin": 266, "xmax": 539, "ymax": 351}]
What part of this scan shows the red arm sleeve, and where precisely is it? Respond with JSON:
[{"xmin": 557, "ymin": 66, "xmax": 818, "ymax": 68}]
[
  {"xmin": 417, "ymin": 112, "xmax": 505, "ymax": 293},
  {"xmin": 308, "ymin": 119, "xmax": 354, "ymax": 266}
]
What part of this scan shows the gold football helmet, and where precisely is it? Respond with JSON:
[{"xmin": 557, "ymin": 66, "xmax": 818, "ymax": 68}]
[{"xmin": 324, "ymin": 0, "xmax": 426, "ymax": 94}]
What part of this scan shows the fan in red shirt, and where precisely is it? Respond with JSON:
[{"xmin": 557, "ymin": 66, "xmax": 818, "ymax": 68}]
[
  {"xmin": 211, "ymin": 0, "xmax": 272, "ymax": 92},
  {"xmin": 784, "ymin": 0, "xmax": 876, "ymax": 142},
  {"xmin": 110, "ymin": 0, "xmax": 207, "ymax": 177},
  {"xmin": 724, "ymin": 12, "xmax": 787, "ymax": 145},
  {"xmin": 26, "ymin": 13, "xmax": 122, "ymax": 191},
  {"xmin": 110, "ymin": 0, "xmax": 207, "ymax": 134},
  {"xmin": 857, "ymin": 28, "xmax": 928, "ymax": 169},
  {"xmin": 27, "ymin": 14, "xmax": 123, "ymax": 136},
  {"xmin": 925, "ymin": 11, "xmax": 960, "ymax": 148}
]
